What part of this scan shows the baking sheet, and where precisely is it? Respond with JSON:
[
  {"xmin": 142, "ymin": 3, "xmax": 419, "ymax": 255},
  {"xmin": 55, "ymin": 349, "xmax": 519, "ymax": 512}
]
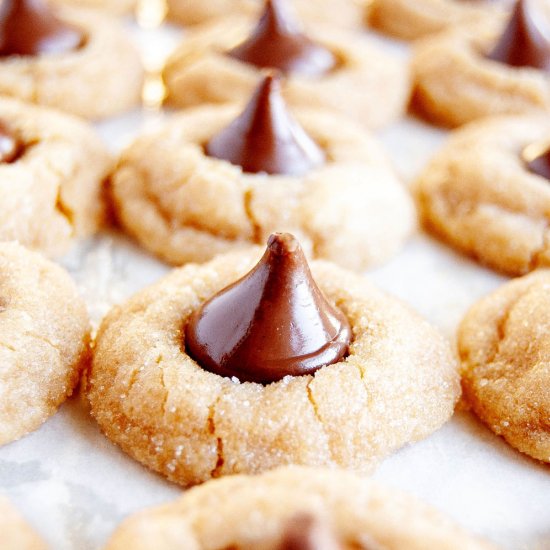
[{"xmin": 0, "ymin": 15, "xmax": 549, "ymax": 550}]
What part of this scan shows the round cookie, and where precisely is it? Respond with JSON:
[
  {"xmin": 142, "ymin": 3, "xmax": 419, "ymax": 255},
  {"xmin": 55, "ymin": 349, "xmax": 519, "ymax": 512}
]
[
  {"xmin": 416, "ymin": 114, "xmax": 550, "ymax": 275},
  {"xmin": 458, "ymin": 270, "xmax": 550, "ymax": 462},
  {"xmin": 0, "ymin": 242, "xmax": 90, "ymax": 446},
  {"xmin": 105, "ymin": 467, "xmax": 493, "ymax": 550},
  {"xmin": 88, "ymin": 243, "xmax": 460, "ymax": 486},
  {"xmin": 0, "ymin": 497, "xmax": 46, "ymax": 550},
  {"xmin": 369, "ymin": 0, "xmax": 510, "ymax": 41},
  {"xmin": 167, "ymin": 0, "xmax": 368, "ymax": 29},
  {"xmin": 111, "ymin": 79, "xmax": 415, "ymax": 271},
  {"xmin": 412, "ymin": 1, "xmax": 550, "ymax": 127},
  {"xmin": 163, "ymin": 13, "xmax": 410, "ymax": 129},
  {"xmin": 0, "ymin": 96, "xmax": 111, "ymax": 258},
  {"xmin": 0, "ymin": 2, "xmax": 143, "ymax": 120}
]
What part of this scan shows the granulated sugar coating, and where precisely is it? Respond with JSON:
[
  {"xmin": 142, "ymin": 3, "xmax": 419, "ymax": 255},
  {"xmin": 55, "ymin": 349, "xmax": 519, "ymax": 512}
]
[
  {"xmin": 87, "ymin": 247, "xmax": 460, "ymax": 486},
  {"xmin": 459, "ymin": 269, "xmax": 550, "ymax": 462}
]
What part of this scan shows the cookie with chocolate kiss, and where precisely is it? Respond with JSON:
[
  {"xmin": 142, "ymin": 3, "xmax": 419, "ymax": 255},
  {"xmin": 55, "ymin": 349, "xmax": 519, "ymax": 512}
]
[
  {"xmin": 163, "ymin": 0, "xmax": 410, "ymax": 129},
  {"xmin": 0, "ymin": 242, "xmax": 90, "ymax": 446},
  {"xmin": 166, "ymin": 0, "xmax": 366, "ymax": 31},
  {"xmin": 417, "ymin": 113, "xmax": 550, "ymax": 275},
  {"xmin": 0, "ymin": 0, "xmax": 142, "ymax": 119},
  {"xmin": 370, "ymin": 0, "xmax": 511, "ymax": 41},
  {"xmin": 88, "ymin": 234, "xmax": 459, "ymax": 486},
  {"xmin": 413, "ymin": 0, "xmax": 550, "ymax": 127},
  {"xmin": 111, "ymin": 74, "xmax": 415, "ymax": 270},
  {"xmin": 0, "ymin": 96, "xmax": 110, "ymax": 257},
  {"xmin": 104, "ymin": 467, "xmax": 494, "ymax": 549}
]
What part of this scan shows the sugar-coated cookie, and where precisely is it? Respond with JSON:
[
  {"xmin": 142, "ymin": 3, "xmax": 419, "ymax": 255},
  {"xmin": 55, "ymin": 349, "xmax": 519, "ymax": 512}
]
[
  {"xmin": 104, "ymin": 467, "xmax": 494, "ymax": 550},
  {"xmin": 417, "ymin": 114, "xmax": 550, "ymax": 275},
  {"xmin": 0, "ymin": 0, "xmax": 143, "ymax": 120},
  {"xmin": 112, "ymin": 75, "xmax": 415, "ymax": 270},
  {"xmin": 459, "ymin": 270, "xmax": 550, "ymax": 462},
  {"xmin": 163, "ymin": 0, "xmax": 409, "ymax": 129},
  {"xmin": 370, "ymin": 0, "xmax": 510, "ymax": 41},
  {"xmin": 88, "ymin": 236, "xmax": 459, "ymax": 486},
  {"xmin": 412, "ymin": 0, "xmax": 550, "ymax": 127},
  {"xmin": 0, "ymin": 97, "xmax": 111, "ymax": 257},
  {"xmin": 0, "ymin": 243, "xmax": 90, "ymax": 446},
  {"xmin": 167, "ymin": 0, "xmax": 368, "ymax": 30},
  {"xmin": 0, "ymin": 497, "xmax": 46, "ymax": 550}
]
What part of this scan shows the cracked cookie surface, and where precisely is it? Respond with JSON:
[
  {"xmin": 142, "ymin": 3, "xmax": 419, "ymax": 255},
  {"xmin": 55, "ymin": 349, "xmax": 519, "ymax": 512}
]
[
  {"xmin": 0, "ymin": 497, "xmax": 46, "ymax": 550},
  {"xmin": 412, "ymin": 16, "xmax": 550, "ymax": 127},
  {"xmin": 88, "ymin": 248, "xmax": 460, "ymax": 486},
  {"xmin": 0, "ymin": 8, "xmax": 143, "ymax": 120},
  {"xmin": 458, "ymin": 270, "xmax": 550, "ymax": 462},
  {"xmin": 417, "ymin": 114, "xmax": 550, "ymax": 275},
  {"xmin": 0, "ymin": 97, "xmax": 111, "ymax": 257},
  {"xmin": 111, "ymin": 104, "xmax": 415, "ymax": 271},
  {"xmin": 370, "ymin": 0, "xmax": 508, "ymax": 41},
  {"xmin": 105, "ymin": 466, "xmax": 494, "ymax": 550},
  {"xmin": 163, "ymin": 17, "xmax": 410, "ymax": 129},
  {"xmin": 166, "ymin": 0, "xmax": 368, "ymax": 29},
  {"xmin": 0, "ymin": 243, "xmax": 90, "ymax": 446}
]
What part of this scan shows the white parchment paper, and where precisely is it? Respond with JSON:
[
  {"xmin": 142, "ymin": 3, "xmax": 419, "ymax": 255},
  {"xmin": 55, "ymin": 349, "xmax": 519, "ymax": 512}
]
[{"xmin": 0, "ymin": 16, "xmax": 549, "ymax": 550}]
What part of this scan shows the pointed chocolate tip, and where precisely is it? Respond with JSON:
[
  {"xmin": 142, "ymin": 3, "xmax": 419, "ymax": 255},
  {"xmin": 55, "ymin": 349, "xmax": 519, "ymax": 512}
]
[
  {"xmin": 0, "ymin": 0, "xmax": 85, "ymax": 57},
  {"xmin": 279, "ymin": 515, "xmax": 342, "ymax": 550},
  {"xmin": 487, "ymin": 0, "xmax": 550, "ymax": 71},
  {"xmin": 205, "ymin": 74, "xmax": 325, "ymax": 176},
  {"xmin": 526, "ymin": 145, "xmax": 550, "ymax": 179},
  {"xmin": 185, "ymin": 233, "xmax": 351, "ymax": 384},
  {"xmin": 227, "ymin": 0, "xmax": 336, "ymax": 76}
]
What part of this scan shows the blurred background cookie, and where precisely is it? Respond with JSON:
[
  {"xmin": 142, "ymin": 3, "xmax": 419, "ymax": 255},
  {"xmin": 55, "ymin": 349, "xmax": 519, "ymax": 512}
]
[{"xmin": 0, "ymin": 496, "xmax": 46, "ymax": 550}]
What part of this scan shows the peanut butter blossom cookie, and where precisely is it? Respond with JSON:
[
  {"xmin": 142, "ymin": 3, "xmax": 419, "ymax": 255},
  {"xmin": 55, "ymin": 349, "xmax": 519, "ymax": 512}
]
[
  {"xmin": 458, "ymin": 270, "xmax": 550, "ymax": 462},
  {"xmin": 0, "ymin": 0, "xmax": 143, "ymax": 120},
  {"xmin": 413, "ymin": 0, "xmax": 550, "ymax": 127},
  {"xmin": 0, "ymin": 97, "xmax": 110, "ymax": 257},
  {"xmin": 370, "ymin": 0, "xmax": 511, "ymax": 41},
  {"xmin": 163, "ymin": 0, "xmax": 410, "ymax": 129},
  {"xmin": 88, "ymin": 233, "xmax": 460, "ymax": 486},
  {"xmin": 167, "ymin": 0, "xmax": 368, "ymax": 29},
  {"xmin": 112, "ymin": 74, "xmax": 415, "ymax": 270},
  {"xmin": 105, "ymin": 467, "xmax": 494, "ymax": 549},
  {"xmin": 0, "ymin": 243, "xmax": 90, "ymax": 446},
  {"xmin": 417, "ymin": 114, "xmax": 550, "ymax": 275},
  {"xmin": 0, "ymin": 497, "xmax": 46, "ymax": 550}
]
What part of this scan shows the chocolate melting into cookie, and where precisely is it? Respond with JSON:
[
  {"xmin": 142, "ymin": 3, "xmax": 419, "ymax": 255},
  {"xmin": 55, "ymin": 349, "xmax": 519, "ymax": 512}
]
[
  {"xmin": 526, "ymin": 146, "xmax": 550, "ymax": 179},
  {"xmin": 0, "ymin": 0, "xmax": 85, "ymax": 57},
  {"xmin": 0, "ymin": 122, "xmax": 22, "ymax": 163},
  {"xmin": 205, "ymin": 74, "xmax": 325, "ymax": 176},
  {"xmin": 185, "ymin": 232, "xmax": 351, "ymax": 384},
  {"xmin": 227, "ymin": 0, "xmax": 336, "ymax": 76},
  {"xmin": 486, "ymin": 0, "xmax": 550, "ymax": 71},
  {"xmin": 278, "ymin": 514, "xmax": 343, "ymax": 550}
]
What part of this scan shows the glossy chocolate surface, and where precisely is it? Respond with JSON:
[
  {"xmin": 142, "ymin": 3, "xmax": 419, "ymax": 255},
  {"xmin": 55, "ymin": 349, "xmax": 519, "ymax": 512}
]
[
  {"xmin": 526, "ymin": 146, "xmax": 550, "ymax": 179},
  {"xmin": 227, "ymin": 0, "xmax": 336, "ymax": 76},
  {"xmin": 0, "ymin": 122, "xmax": 22, "ymax": 163},
  {"xmin": 487, "ymin": 0, "xmax": 550, "ymax": 71},
  {"xmin": 0, "ymin": 0, "xmax": 84, "ymax": 57},
  {"xmin": 185, "ymin": 233, "xmax": 351, "ymax": 384},
  {"xmin": 279, "ymin": 515, "xmax": 342, "ymax": 550},
  {"xmin": 205, "ymin": 74, "xmax": 325, "ymax": 176}
]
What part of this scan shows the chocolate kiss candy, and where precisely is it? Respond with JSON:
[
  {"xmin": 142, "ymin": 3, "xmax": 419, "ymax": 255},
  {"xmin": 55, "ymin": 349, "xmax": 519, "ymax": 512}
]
[
  {"xmin": 205, "ymin": 74, "xmax": 325, "ymax": 176},
  {"xmin": 227, "ymin": 0, "xmax": 336, "ymax": 76},
  {"xmin": 487, "ymin": 0, "xmax": 550, "ymax": 71},
  {"xmin": 278, "ymin": 515, "xmax": 343, "ymax": 550},
  {"xmin": 0, "ymin": 0, "xmax": 84, "ymax": 57},
  {"xmin": 526, "ymin": 146, "xmax": 550, "ymax": 179},
  {"xmin": 0, "ymin": 122, "xmax": 22, "ymax": 163},
  {"xmin": 185, "ymin": 233, "xmax": 352, "ymax": 384}
]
